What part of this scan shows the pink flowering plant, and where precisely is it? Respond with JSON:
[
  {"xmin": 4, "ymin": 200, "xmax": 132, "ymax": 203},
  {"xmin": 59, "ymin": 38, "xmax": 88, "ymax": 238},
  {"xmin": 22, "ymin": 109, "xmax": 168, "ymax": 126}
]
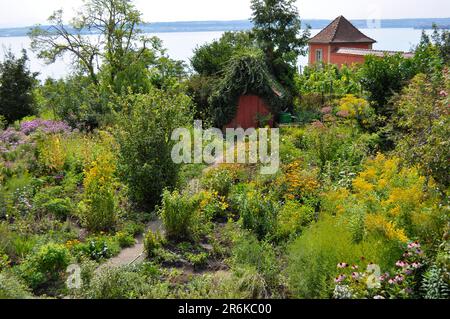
[{"xmin": 333, "ymin": 242, "xmax": 426, "ymax": 299}]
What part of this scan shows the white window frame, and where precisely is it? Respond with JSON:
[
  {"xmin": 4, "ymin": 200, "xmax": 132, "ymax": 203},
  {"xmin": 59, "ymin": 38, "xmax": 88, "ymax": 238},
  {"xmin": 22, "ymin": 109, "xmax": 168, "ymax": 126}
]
[{"xmin": 315, "ymin": 49, "xmax": 323, "ymax": 62}]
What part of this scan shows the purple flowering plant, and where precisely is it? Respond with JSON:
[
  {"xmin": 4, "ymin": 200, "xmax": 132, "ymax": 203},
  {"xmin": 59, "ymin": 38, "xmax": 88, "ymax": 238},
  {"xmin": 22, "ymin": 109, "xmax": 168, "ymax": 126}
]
[
  {"xmin": 20, "ymin": 119, "xmax": 71, "ymax": 135},
  {"xmin": 0, "ymin": 119, "xmax": 71, "ymax": 180}
]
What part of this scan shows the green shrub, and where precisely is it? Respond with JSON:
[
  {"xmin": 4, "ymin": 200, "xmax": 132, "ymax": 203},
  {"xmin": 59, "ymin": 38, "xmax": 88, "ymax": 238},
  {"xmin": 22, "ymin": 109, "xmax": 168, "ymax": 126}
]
[
  {"xmin": 231, "ymin": 232, "xmax": 280, "ymax": 296},
  {"xmin": 0, "ymin": 223, "xmax": 36, "ymax": 262},
  {"xmin": 83, "ymin": 267, "xmax": 152, "ymax": 299},
  {"xmin": 186, "ymin": 75, "xmax": 218, "ymax": 121},
  {"xmin": 121, "ymin": 221, "xmax": 145, "ymax": 237},
  {"xmin": 303, "ymin": 123, "xmax": 379, "ymax": 182},
  {"xmin": 236, "ymin": 187, "xmax": 279, "ymax": 240},
  {"xmin": 160, "ymin": 189, "xmax": 200, "ymax": 241},
  {"xmin": 144, "ymin": 230, "xmax": 164, "ymax": 257},
  {"xmin": 0, "ymin": 271, "xmax": 32, "ymax": 299},
  {"xmin": 42, "ymin": 198, "xmax": 73, "ymax": 219},
  {"xmin": 114, "ymin": 90, "xmax": 193, "ymax": 211},
  {"xmin": 33, "ymin": 243, "xmax": 70, "ymax": 274},
  {"xmin": 78, "ymin": 237, "xmax": 119, "ymax": 261},
  {"xmin": 177, "ymin": 163, "xmax": 208, "ymax": 189},
  {"xmin": 276, "ymin": 201, "xmax": 315, "ymax": 240},
  {"xmin": 296, "ymin": 64, "xmax": 361, "ymax": 96},
  {"xmin": 391, "ymin": 72, "xmax": 450, "ymax": 187},
  {"xmin": 37, "ymin": 76, "xmax": 112, "ymax": 130},
  {"xmin": 201, "ymin": 166, "xmax": 235, "ymax": 197},
  {"xmin": 153, "ymin": 248, "xmax": 181, "ymax": 265},
  {"xmin": 10, "ymin": 236, "xmax": 36, "ymax": 261},
  {"xmin": 33, "ymin": 186, "xmax": 64, "ymax": 207},
  {"xmin": 360, "ymin": 54, "xmax": 416, "ymax": 118},
  {"xmin": 115, "ymin": 231, "xmax": 135, "ymax": 248},
  {"xmin": 186, "ymin": 252, "xmax": 209, "ymax": 269},
  {"xmin": 287, "ymin": 216, "xmax": 401, "ymax": 298},
  {"xmin": 19, "ymin": 243, "xmax": 71, "ymax": 289},
  {"xmin": 279, "ymin": 135, "xmax": 303, "ymax": 164}
]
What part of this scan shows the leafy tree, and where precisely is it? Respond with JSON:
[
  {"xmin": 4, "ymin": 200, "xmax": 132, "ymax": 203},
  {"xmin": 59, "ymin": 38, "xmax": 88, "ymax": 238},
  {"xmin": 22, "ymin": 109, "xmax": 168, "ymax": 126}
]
[
  {"xmin": 360, "ymin": 27, "xmax": 448, "ymax": 124},
  {"xmin": 30, "ymin": 8, "xmax": 100, "ymax": 85},
  {"xmin": 191, "ymin": 31, "xmax": 255, "ymax": 76},
  {"xmin": 250, "ymin": 0, "xmax": 310, "ymax": 94},
  {"xmin": 359, "ymin": 54, "xmax": 416, "ymax": 120},
  {"xmin": 189, "ymin": 31, "xmax": 255, "ymax": 122},
  {"xmin": 114, "ymin": 89, "xmax": 194, "ymax": 210},
  {"xmin": 391, "ymin": 72, "xmax": 450, "ymax": 188},
  {"xmin": 414, "ymin": 28, "xmax": 447, "ymax": 78},
  {"xmin": 0, "ymin": 50, "xmax": 37, "ymax": 124},
  {"xmin": 38, "ymin": 76, "xmax": 112, "ymax": 130},
  {"xmin": 186, "ymin": 74, "xmax": 219, "ymax": 122},
  {"xmin": 31, "ymin": 0, "xmax": 189, "ymax": 128},
  {"xmin": 296, "ymin": 63, "xmax": 362, "ymax": 96},
  {"xmin": 431, "ymin": 24, "xmax": 450, "ymax": 65},
  {"xmin": 148, "ymin": 55, "xmax": 188, "ymax": 91},
  {"xmin": 30, "ymin": 0, "xmax": 164, "ymax": 92}
]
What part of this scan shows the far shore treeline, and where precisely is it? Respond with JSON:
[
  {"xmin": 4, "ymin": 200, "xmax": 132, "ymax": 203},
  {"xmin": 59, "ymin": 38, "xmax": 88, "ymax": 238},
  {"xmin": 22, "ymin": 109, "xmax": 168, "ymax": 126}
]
[{"xmin": 1, "ymin": 17, "xmax": 450, "ymax": 37}]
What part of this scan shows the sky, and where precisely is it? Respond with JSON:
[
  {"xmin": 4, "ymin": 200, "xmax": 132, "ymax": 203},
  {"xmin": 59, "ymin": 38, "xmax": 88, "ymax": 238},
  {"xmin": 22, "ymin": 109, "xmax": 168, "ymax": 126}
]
[{"xmin": 0, "ymin": 0, "xmax": 449, "ymax": 28}]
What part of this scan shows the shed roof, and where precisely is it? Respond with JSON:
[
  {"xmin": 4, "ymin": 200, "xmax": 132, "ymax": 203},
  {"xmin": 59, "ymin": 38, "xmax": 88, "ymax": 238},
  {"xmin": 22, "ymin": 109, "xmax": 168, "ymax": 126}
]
[
  {"xmin": 309, "ymin": 16, "xmax": 377, "ymax": 44},
  {"xmin": 335, "ymin": 47, "xmax": 414, "ymax": 58}
]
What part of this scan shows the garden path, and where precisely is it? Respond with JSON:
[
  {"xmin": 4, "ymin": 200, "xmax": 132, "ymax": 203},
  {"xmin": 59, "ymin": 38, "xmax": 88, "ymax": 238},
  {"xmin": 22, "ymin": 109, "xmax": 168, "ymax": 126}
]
[
  {"xmin": 95, "ymin": 218, "xmax": 164, "ymax": 273},
  {"xmin": 95, "ymin": 146, "xmax": 228, "ymax": 274}
]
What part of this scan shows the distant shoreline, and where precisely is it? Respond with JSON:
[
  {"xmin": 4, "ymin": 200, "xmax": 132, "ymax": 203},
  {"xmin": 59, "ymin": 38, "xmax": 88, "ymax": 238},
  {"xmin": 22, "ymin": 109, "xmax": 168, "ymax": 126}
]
[{"xmin": 0, "ymin": 18, "xmax": 449, "ymax": 37}]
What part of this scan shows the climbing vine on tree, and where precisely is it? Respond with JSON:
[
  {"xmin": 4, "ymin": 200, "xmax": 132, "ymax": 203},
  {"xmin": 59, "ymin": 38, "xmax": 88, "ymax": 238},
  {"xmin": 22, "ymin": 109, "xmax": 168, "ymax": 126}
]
[{"xmin": 209, "ymin": 49, "xmax": 289, "ymax": 127}]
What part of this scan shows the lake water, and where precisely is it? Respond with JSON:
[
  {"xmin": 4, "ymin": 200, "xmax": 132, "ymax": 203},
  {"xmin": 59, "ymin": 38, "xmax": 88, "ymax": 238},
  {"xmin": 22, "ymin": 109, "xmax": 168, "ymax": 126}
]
[{"xmin": 0, "ymin": 28, "xmax": 427, "ymax": 81}]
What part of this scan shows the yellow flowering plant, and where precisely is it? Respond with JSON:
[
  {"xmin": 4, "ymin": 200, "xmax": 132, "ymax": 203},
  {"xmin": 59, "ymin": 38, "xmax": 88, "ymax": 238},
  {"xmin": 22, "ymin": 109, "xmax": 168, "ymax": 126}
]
[
  {"xmin": 323, "ymin": 154, "xmax": 446, "ymax": 245},
  {"xmin": 79, "ymin": 149, "xmax": 118, "ymax": 232},
  {"xmin": 336, "ymin": 94, "xmax": 375, "ymax": 128},
  {"xmin": 276, "ymin": 200, "xmax": 315, "ymax": 240},
  {"xmin": 198, "ymin": 190, "xmax": 229, "ymax": 220},
  {"xmin": 38, "ymin": 134, "xmax": 65, "ymax": 173},
  {"xmin": 276, "ymin": 160, "xmax": 320, "ymax": 204}
]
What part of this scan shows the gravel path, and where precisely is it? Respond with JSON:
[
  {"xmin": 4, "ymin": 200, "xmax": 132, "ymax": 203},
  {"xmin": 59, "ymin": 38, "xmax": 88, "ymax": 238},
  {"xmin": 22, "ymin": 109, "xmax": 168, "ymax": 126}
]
[
  {"xmin": 96, "ymin": 149, "xmax": 225, "ymax": 274},
  {"xmin": 96, "ymin": 219, "xmax": 164, "ymax": 273}
]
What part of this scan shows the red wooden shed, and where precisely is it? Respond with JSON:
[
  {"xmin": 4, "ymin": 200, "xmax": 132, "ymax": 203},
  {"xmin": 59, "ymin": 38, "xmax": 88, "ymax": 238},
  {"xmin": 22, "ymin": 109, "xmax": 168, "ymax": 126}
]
[
  {"xmin": 225, "ymin": 95, "xmax": 275, "ymax": 129},
  {"xmin": 210, "ymin": 51, "xmax": 288, "ymax": 130}
]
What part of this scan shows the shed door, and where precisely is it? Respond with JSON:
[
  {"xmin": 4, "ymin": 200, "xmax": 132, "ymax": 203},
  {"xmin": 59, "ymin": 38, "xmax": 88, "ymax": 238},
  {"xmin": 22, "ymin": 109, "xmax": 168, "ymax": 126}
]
[{"xmin": 226, "ymin": 95, "xmax": 273, "ymax": 129}]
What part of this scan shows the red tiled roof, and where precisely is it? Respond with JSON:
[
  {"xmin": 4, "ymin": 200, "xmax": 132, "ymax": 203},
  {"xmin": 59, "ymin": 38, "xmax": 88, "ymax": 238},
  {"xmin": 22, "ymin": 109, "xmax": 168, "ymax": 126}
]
[
  {"xmin": 309, "ymin": 16, "xmax": 376, "ymax": 44},
  {"xmin": 335, "ymin": 47, "xmax": 414, "ymax": 58}
]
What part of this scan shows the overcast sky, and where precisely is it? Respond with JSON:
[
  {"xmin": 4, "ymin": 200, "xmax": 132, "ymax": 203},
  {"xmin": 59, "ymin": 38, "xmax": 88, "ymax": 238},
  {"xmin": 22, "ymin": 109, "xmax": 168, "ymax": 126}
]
[{"xmin": 0, "ymin": 0, "xmax": 449, "ymax": 28}]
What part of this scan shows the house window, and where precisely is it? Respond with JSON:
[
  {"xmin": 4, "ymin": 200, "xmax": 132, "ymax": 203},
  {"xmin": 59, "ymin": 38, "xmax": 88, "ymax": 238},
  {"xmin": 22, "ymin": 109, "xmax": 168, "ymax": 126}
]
[{"xmin": 315, "ymin": 49, "xmax": 323, "ymax": 62}]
